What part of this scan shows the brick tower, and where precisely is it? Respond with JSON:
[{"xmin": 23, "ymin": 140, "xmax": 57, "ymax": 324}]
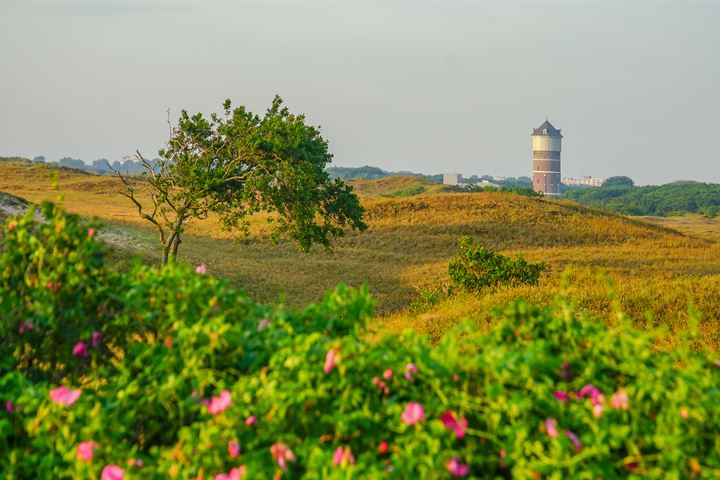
[{"xmin": 531, "ymin": 119, "xmax": 562, "ymax": 196}]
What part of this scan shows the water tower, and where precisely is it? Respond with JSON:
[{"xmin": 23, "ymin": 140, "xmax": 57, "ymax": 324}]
[{"xmin": 531, "ymin": 119, "xmax": 562, "ymax": 196}]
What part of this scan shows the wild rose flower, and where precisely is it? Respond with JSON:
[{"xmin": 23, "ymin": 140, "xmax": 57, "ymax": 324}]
[
  {"xmin": 215, "ymin": 467, "xmax": 246, "ymax": 480},
  {"xmin": 446, "ymin": 457, "xmax": 470, "ymax": 477},
  {"xmin": 610, "ymin": 390, "xmax": 629, "ymax": 410},
  {"xmin": 76, "ymin": 441, "xmax": 96, "ymax": 462},
  {"xmin": 88, "ymin": 227, "xmax": 95, "ymax": 238},
  {"xmin": 323, "ymin": 349, "xmax": 337, "ymax": 374},
  {"xmin": 545, "ymin": 418, "xmax": 559, "ymax": 438},
  {"xmin": 257, "ymin": 318, "xmax": 270, "ymax": 331},
  {"xmin": 92, "ymin": 331, "xmax": 102, "ymax": 347},
  {"xmin": 332, "ymin": 446, "xmax": 355, "ymax": 466},
  {"xmin": 73, "ymin": 341, "xmax": 88, "ymax": 358},
  {"xmin": 50, "ymin": 386, "xmax": 81, "ymax": 406},
  {"xmin": 554, "ymin": 391, "xmax": 569, "ymax": 402},
  {"xmin": 404, "ymin": 363, "xmax": 419, "ymax": 381},
  {"xmin": 207, "ymin": 390, "xmax": 231, "ymax": 415},
  {"xmin": 439, "ymin": 411, "xmax": 468, "ymax": 439},
  {"xmin": 401, "ymin": 402, "xmax": 425, "ymax": 425},
  {"xmin": 18, "ymin": 321, "xmax": 34, "ymax": 334},
  {"xmin": 577, "ymin": 384, "xmax": 602, "ymax": 400},
  {"xmin": 564, "ymin": 430, "xmax": 583, "ymax": 452},
  {"xmin": 383, "ymin": 369, "xmax": 393, "ymax": 380},
  {"xmin": 101, "ymin": 465, "xmax": 125, "ymax": 480},
  {"xmin": 195, "ymin": 263, "xmax": 207, "ymax": 274},
  {"xmin": 228, "ymin": 441, "xmax": 241, "ymax": 458},
  {"xmin": 245, "ymin": 415, "xmax": 257, "ymax": 426},
  {"xmin": 270, "ymin": 443, "xmax": 295, "ymax": 471},
  {"xmin": 378, "ymin": 442, "xmax": 389, "ymax": 454},
  {"xmin": 5, "ymin": 400, "xmax": 14, "ymax": 412}
]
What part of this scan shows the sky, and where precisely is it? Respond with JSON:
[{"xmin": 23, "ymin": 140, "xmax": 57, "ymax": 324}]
[{"xmin": 1, "ymin": 0, "xmax": 719, "ymax": 185}]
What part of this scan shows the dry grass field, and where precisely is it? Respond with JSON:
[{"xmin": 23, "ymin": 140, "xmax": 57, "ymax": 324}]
[{"xmin": 1, "ymin": 159, "xmax": 718, "ymax": 347}]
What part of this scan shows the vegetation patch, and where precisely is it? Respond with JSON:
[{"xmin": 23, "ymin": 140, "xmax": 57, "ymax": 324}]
[{"xmin": 2, "ymin": 204, "xmax": 720, "ymax": 478}]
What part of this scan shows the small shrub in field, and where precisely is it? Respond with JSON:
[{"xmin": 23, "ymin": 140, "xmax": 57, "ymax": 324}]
[
  {"xmin": 2, "ymin": 205, "xmax": 720, "ymax": 478},
  {"xmin": 448, "ymin": 236, "xmax": 545, "ymax": 292}
]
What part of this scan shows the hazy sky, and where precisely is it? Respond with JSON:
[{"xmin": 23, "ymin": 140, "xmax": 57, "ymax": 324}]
[{"xmin": 1, "ymin": 1, "xmax": 719, "ymax": 184}]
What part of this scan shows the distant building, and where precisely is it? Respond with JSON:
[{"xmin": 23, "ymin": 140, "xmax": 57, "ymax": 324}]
[
  {"xmin": 492, "ymin": 175, "xmax": 507, "ymax": 182},
  {"xmin": 443, "ymin": 172, "xmax": 462, "ymax": 186},
  {"xmin": 531, "ymin": 119, "xmax": 562, "ymax": 196},
  {"xmin": 563, "ymin": 175, "xmax": 604, "ymax": 187}
]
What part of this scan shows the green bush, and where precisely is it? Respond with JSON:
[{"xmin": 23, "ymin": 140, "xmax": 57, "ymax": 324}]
[
  {"xmin": 2, "ymin": 205, "xmax": 720, "ymax": 478},
  {"xmin": 448, "ymin": 236, "xmax": 545, "ymax": 292}
]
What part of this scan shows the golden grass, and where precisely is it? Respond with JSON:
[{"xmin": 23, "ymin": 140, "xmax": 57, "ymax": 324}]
[{"xmin": 1, "ymin": 160, "xmax": 718, "ymax": 345}]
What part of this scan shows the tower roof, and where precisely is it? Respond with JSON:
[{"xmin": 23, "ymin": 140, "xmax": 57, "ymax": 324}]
[{"xmin": 531, "ymin": 119, "xmax": 562, "ymax": 138}]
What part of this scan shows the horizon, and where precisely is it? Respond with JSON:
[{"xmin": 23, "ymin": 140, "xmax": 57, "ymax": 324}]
[{"xmin": 2, "ymin": 1, "xmax": 719, "ymax": 185}]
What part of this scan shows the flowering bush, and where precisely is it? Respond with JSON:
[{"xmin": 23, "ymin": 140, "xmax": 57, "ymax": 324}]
[{"xmin": 2, "ymin": 204, "xmax": 720, "ymax": 478}]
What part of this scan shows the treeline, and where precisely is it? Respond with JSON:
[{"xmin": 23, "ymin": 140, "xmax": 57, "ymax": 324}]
[
  {"xmin": 326, "ymin": 165, "xmax": 531, "ymax": 189},
  {"xmin": 564, "ymin": 178, "xmax": 720, "ymax": 217},
  {"xmin": 30, "ymin": 156, "xmax": 156, "ymax": 175}
]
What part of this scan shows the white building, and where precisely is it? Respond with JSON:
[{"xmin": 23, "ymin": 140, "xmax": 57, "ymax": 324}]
[
  {"xmin": 443, "ymin": 172, "xmax": 462, "ymax": 186},
  {"xmin": 563, "ymin": 176, "xmax": 604, "ymax": 187}
]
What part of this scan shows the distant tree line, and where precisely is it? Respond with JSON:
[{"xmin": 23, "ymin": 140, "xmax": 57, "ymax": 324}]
[
  {"xmin": 325, "ymin": 165, "xmax": 531, "ymax": 189},
  {"xmin": 31, "ymin": 155, "xmax": 158, "ymax": 175},
  {"xmin": 564, "ymin": 176, "xmax": 720, "ymax": 217}
]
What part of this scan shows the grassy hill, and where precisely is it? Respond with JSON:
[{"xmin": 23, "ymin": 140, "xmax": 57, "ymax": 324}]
[{"xmin": 1, "ymin": 159, "xmax": 719, "ymax": 346}]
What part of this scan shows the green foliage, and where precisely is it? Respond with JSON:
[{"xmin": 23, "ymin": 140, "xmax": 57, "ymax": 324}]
[
  {"xmin": 118, "ymin": 96, "xmax": 367, "ymax": 264},
  {"xmin": 565, "ymin": 180, "xmax": 720, "ymax": 216},
  {"xmin": 3, "ymin": 207, "xmax": 720, "ymax": 478},
  {"xmin": 702, "ymin": 206, "xmax": 718, "ymax": 218},
  {"xmin": 448, "ymin": 236, "xmax": 545, "ymax": 292},
  {"xmin": 384, "ymin": 185, "xmax": 426, "ymax": 198},
  {"xmin": 603, "ymin": 176, "xmax": 635, "ymax": 187}
]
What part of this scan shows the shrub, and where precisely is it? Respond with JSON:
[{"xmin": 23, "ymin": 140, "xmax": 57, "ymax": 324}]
[
  {"xmin": 2, "ymin": 205, "xmax": 720, "ymax": 478},
  {"xmin": 448, "ymin": 236, "xmax": 545, "ymax": 292}
]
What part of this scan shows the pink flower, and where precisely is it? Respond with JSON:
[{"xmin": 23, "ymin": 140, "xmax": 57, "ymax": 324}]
[
  {"xmin": 593, "ymin": 402, "xmax": 604, "ymax": 418},
  {"xmin": 101, "ymin": 465, "xmax": 125, "ymax": 480},
  {"xmin": 18, "ymin": 321, "xmax": 34, "ymax": 334},
  {"xmin": 332, "ymin": 446, "xmax": 355, "ymax": 466},
  {"xmin": 401, "ymin": 402, "xmax": 425, "ymax": 425},
  {"xmin": 72, "ymin": 341, "xmax": 88, "ymax": 358},
  {"xmin": 439, "ymin": 411, "xmax": 469, "ymax": 439},
  {"xmin": 8, "ymin": 221, "xmax": 16, "ymax": 232},
  {"xmin": 564, "ymin": 430, "xmax": 583, "ymax": 452},
  {"xmin": 610, "ymin": 390, "xmax": 629, "ymax": 410},
  {"xmin": 207, "ymin": 390, "xmax": 232, "ymax": 415},
  {"xmin": 383, "ymin": 369, "xmax": 393, "ymax": 380},
  {"xmin": 76, "ymin": 441, "xmax": 96, "ymax": 462},
  {"xmin": 577, "ymin": 384, "xmax": 602, "ymax": 401},
  {"xmin": 195, "ymin": 263, "xmax": 207, "ymax": 274},
  {"xmin": 545, "ymin": 417, "xmax": 559, "ymax": 438},
  {"xmin": 245, "ymin": 415, "xmax": 257, "ymax": 426},
  {"xmin": 554, "ymin": 391, "xmax": 569, "ymax": 402},
  {"xmin": 215, "ymin": 467, "xmax": 246, "ymax": 480},
  {"xmin": 257, "ymin": 318, "xmax": 270, "ymax": 331},
  {"xmin": 446, "ymin": 457, "xmax": 470, "ymax": 477},
  {"xmin": 378, "ymin": 441, "xmax": 389, "ymax": 454},
  {"xmin": 680, "ymin": 407, "xmax": 689, "ymax": 419},
  {"xmin": 404, "ymin": 363, "xmax": 418, "ymax": 381},
  {"xmin": 5, "ymin": 400, "xmax": 13, "ymax": 412},
  {"xmin": 270, "ymin": 443, "xmax": 295, "ymax": 471},
  {"xmin": 228, "ymin": 442, "xmax": 240, "ymax": 458},
  {"xmin": 88, "ymin": 227, "xmax": 95, "ymax": 238},
  {"xmin": 228, "ymin": 441, "xmax": 241, "ymax": 458},
  {"xmin": 49, "ymin": 386, "xmax": 81, "ymax": 406},
  {"xmin": 92, "ymin": 331, "xmax": 102, "ymax": 347},
  {"xmin": 323, "ymin": 348, "xmax": 337, "ymax": 374}
]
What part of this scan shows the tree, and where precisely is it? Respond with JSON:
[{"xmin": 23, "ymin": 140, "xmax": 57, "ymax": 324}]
[
  {"xmin": 602, "ymin": 176, "xmax": 634, "ymax": 187},
  {"xmin": 115, "ymin": 96, "xmax": 367, "ymax": 265},
  {"xmin": 32, "ymin": 155, "xmax": 46, "ymax": 163}
]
